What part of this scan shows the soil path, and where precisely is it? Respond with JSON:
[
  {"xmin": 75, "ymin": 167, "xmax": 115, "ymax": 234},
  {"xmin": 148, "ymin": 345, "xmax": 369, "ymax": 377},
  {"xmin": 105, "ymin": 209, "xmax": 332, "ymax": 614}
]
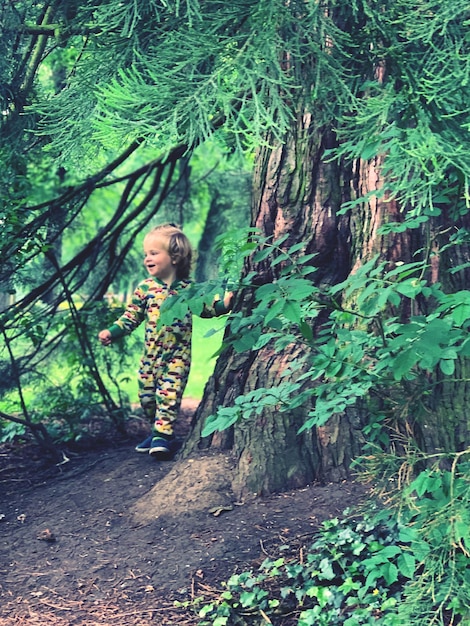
[{"xmin": 0, "ymin": 402, "xmax": 366, "ymax": 625}]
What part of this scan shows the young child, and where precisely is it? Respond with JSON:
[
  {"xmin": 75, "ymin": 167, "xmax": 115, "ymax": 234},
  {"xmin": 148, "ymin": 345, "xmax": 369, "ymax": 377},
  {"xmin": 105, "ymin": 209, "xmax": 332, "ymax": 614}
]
[{"xmin": 98, "ymin": 223, "xmax": 232, "ymax": 459}]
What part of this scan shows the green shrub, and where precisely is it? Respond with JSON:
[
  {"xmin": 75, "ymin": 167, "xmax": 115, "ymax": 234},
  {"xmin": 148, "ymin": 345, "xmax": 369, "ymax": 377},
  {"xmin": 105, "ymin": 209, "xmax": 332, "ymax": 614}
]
[
  {"xmin": 356, "ymin": 450, "xmax": 470, "ymax": 626},
  {"xmin": 183, "ymin": 465, "xmax": 470, "ymax": 625}
]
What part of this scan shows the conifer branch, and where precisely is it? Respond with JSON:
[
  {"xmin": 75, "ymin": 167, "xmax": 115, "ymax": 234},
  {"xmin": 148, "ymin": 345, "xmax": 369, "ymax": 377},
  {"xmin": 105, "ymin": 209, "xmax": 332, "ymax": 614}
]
[
  {"xmin": 19, "ymin": 23, "xmax": 101, "ymax": 36},
  {"xmin": 20, "ymin": 0, "xmax": 58, "ymax": 93}
]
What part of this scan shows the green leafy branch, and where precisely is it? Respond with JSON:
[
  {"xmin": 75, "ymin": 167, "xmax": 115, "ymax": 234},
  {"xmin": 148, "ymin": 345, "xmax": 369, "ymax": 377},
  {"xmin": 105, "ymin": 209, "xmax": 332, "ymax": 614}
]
[
  {"xmin": 194, "ymin": 234, "xmax": 470, "ymax": 443},
  {"xmin": 355, "ymin": 447, "xmax": 470, "ymax": 625}
]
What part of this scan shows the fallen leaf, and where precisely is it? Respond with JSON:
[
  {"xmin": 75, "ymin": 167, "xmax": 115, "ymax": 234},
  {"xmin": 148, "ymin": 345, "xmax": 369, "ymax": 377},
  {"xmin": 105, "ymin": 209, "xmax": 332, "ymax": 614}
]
[{"xmin": 208, "ymin": 505, "xmax": 234, "ymax": 517}]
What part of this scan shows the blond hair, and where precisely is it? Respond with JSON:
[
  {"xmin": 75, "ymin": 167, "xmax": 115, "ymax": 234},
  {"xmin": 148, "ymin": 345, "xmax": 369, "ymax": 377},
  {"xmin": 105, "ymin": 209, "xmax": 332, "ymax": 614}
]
[{"xmin": 147, "ymin": 223, "xmax": 193, "ymax": 279}]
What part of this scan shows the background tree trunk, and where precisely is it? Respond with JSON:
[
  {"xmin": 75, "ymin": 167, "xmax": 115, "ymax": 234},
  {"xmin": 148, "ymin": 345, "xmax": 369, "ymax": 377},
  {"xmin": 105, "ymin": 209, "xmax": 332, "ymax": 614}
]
[
  {"xmin": 195, "ymin": 170, "xmax": 251, "ymax": 282},
  {"xmin": 418, "ymin": 213, "xmax": 470, "ymax": 453}
]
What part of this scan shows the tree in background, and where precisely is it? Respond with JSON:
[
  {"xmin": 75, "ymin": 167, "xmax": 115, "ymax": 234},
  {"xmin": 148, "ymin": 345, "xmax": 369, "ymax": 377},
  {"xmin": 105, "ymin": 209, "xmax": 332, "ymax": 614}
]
[
  {"xmin": 0, "ymin": 0, "xmax": 250, "ymax": 447},
  {"xmin": 1, "ymin": 0, "xmax": 469, "ymax": 497}
]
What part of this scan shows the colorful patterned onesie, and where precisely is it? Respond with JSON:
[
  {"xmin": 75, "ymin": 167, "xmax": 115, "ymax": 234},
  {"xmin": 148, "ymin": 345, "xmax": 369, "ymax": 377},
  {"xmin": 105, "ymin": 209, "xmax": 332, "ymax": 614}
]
[{"xmin": 106, "ymin": 277, "xmax": 228, "ymax": 436}]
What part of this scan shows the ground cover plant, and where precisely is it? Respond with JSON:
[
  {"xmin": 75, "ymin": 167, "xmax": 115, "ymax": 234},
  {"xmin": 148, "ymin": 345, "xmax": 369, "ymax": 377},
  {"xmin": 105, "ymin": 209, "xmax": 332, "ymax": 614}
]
[
  {"xmin": 187, "ymin": 453, "xmax": 470, "ymax": 626},
  {"xmin": 191, "ymin": 509, "xmax": 409, "ymax": 625}
]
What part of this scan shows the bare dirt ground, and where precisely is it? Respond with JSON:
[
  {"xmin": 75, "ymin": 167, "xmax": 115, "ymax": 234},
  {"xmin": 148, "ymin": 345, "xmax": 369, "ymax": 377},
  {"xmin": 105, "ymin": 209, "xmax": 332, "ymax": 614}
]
[{"xmin": 0, "ymin": 401, "xmax": 367, "ymax": 625}]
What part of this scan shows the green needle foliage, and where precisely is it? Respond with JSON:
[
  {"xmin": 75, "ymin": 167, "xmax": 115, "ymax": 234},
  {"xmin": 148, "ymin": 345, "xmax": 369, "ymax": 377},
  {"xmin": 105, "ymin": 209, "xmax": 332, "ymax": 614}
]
[
  {"xmin": 33, "ymin": 0, "xmax": 352, "ymax": 160},
  {"xmin": 12, "ymin": 0, "xmax": 465, "ymax": 219},
  {"xmin": 3, "ymin": 0, "xmax": 469, "ymax": 240}
]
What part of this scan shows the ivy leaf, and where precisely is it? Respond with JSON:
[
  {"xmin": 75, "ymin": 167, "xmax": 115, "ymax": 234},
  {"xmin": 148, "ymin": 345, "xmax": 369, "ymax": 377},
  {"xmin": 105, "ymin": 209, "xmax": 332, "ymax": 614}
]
[
  {"xmin": 439, "ymin": 358, "xmax": 455, "ymax": 376},
  {"xmin": 397, "ymin": 553, "xmax": 416, "ymax": 579},
  {"xmin": 382, "ymin": 562, "xmax": 398, "ymax": 585}
]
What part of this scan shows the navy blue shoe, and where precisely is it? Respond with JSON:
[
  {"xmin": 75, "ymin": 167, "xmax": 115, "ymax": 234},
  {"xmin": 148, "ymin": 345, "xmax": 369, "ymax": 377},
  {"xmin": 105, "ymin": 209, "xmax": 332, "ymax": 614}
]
[
  {"xmin": 135, "ymin": 435, "xmax": 153, "ymax": 453},
  {"xmin": 149, "ymin": 435, "xmax": 178, "ymax": 459}
]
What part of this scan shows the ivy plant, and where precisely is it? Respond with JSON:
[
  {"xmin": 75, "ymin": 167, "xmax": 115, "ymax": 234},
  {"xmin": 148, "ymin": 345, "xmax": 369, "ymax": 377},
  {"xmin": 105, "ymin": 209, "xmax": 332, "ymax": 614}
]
[{"xmin": 184, "ymin": 507, "xmax": 415, "ymax": 625}]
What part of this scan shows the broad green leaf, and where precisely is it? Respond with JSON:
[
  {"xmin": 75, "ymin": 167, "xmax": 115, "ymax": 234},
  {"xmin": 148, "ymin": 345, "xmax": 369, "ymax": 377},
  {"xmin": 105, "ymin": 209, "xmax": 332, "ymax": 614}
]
[
  {"xmin": 392, "ymin": 349, "xmax": 418, "ymax": 380},
  {"xmin": 395, "ymin": 279, "xmax": 424, "ymax": 298},
  {"xmin": 460, "ymin": 337, "xmax": 470, "ymax": 356},
  {"xmin": 397, "ymin": 552, "xmax": 416, "ymax": 579},
  {"xmin": 379, "ymin": 545, "xmax": 402, "ymax": 558},
  {"xmin": 282, "ymin": 300, "xmax": 303, "ymax": 324},
  {"xmin": 253, "ymin": 247, "xmax": 275, "ymax": 262},
  {"xmin": 299, "ymin": 320, "xmax": 313, "ymax": 341},
  {"xmin": 288, "ymin": 242, "xmax": 306, "ymax": 254},
  {"xmin": 202, "ymin": 409, "xmax": 240, "ymax": 436},
  {"xmin": 439, "ymin": 358, "xmax": 455, "ymax": 376},
  {"xmin": 452, "ymin": 520, "xmax": 470, "ymax": 547},
  {"xmin": 271, "ymin": 253, "xmax": 290, "ymax": 266},
  {"xmin": 264, "ymin": 299, "xmax": 286, "ymax": 323},
  {"xmin": 384, "ymin": 261, "xmax": 424, "ymax": 279},
  {"xmin": 452, "ymin": 304, "xmax": 470, "ymax": 326},
  {"xmin": 256, "ymin": 283, "xmax": 278, "ymax": 299},
  {"xmin": 253, "ymin": 332, "xmax": 280, "ymax": 349},
  {"xmin": 381, "ymin": 597, "xmax": 398, "ymax": 611},
  {"xmin": 382, "ymin": 562, "xmax": 399, "ymax": 585}
]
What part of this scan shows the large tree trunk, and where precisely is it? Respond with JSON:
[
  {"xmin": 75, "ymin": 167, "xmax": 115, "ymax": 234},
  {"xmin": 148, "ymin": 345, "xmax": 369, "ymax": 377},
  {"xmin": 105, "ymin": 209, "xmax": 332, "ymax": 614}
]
[
  {"xmin": 183, "ymin": 111, "xmax": 470, "ymax": 499},
  {"xmin": 183, "ymin": 115, "xmax": 369, "ymax": 498}
]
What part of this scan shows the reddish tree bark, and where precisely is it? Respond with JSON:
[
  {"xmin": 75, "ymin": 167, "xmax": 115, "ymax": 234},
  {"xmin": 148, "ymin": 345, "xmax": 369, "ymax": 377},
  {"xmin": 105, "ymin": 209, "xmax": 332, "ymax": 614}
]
[
  {"xmin": 184, "ymin": 116, "xmax": 364, "ymax": 498},
  {"xmin": 183, "ymin": 113, "xmax": 470, "ymax": 498}
]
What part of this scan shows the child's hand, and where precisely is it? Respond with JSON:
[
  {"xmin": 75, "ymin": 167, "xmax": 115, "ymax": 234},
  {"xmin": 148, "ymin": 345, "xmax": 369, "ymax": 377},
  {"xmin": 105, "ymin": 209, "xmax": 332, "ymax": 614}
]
[
  {"xmin": 224, "ymin": 291, "xmax": 234, "ymax": 309},
  {"xmin": 98, "ymin": 329, "xmax": 112, "ymax": 346}
]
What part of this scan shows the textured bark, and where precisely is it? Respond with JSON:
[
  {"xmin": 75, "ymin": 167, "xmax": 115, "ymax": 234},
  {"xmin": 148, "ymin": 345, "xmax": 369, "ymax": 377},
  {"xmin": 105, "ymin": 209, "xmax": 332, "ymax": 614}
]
[
  {"xmin": 418, "ymin": 213, "xmax": 470, "ymax": 453},
  {"xmin": 184, "ymin": 115, "xmax": 362, "ymax": 498},
  {"xmin": 184, "ymin": 114, "xmax": 470, "ymax": 498},
  {"xmin": 424, "ymin": 361, "xmax": 470, "ymax": 453}
]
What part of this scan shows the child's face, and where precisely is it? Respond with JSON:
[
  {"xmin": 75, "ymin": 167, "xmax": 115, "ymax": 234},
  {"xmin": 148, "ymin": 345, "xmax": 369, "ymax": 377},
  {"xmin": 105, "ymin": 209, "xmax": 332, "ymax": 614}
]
[{"xmin": 143, "ymin": 233, "xmax": 176, "ymax": 284}]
